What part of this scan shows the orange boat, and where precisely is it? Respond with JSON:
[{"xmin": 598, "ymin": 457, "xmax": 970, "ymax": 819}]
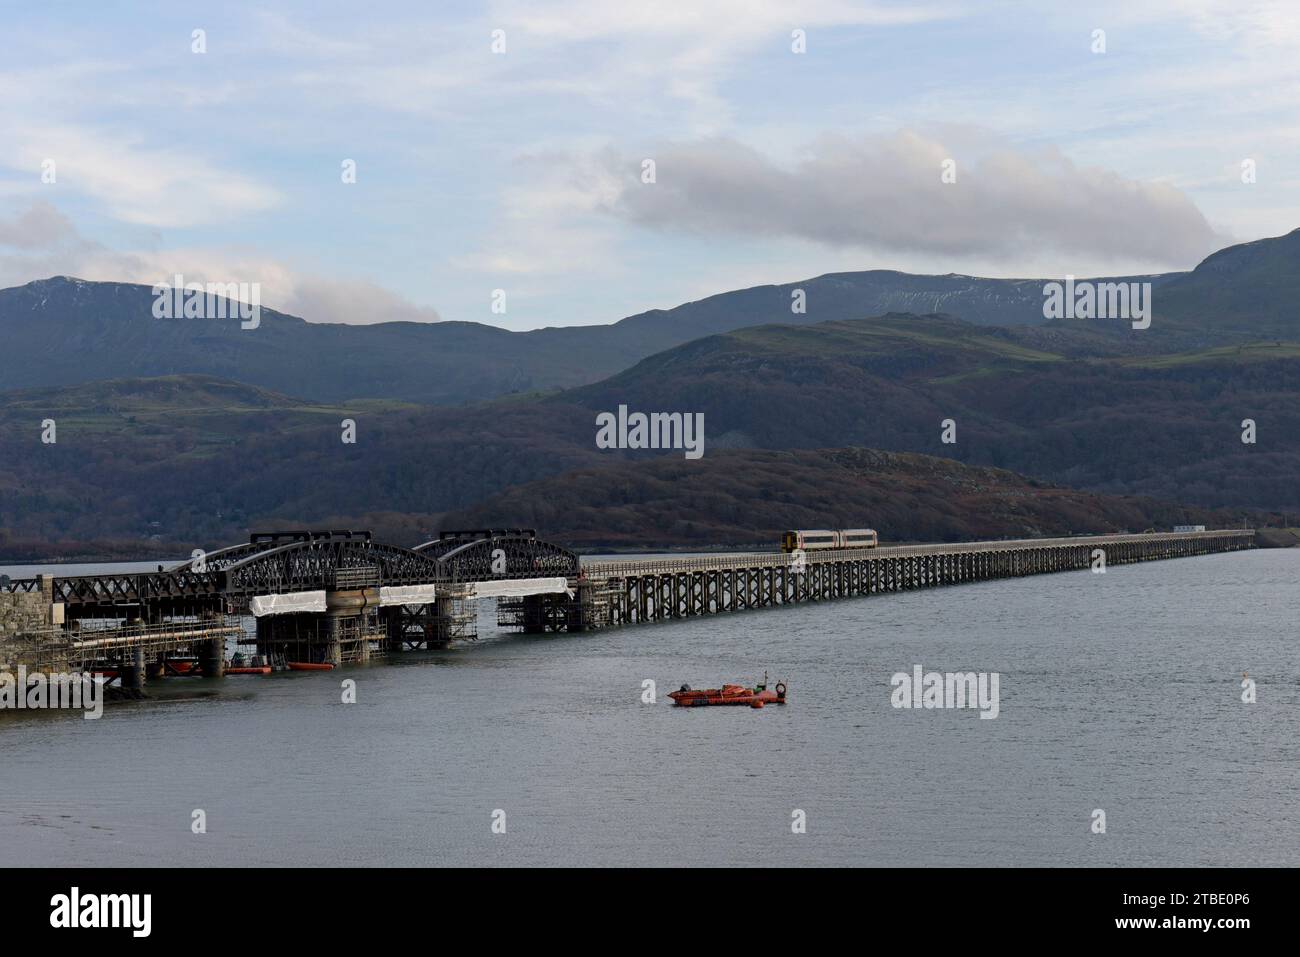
[
  {"xmin": 287, "ymin": 661, "xmax": 336, "ymax": 671},
  {"xmin": 669, "ymin": 676, "xmax": 787, "ymax": 708}
]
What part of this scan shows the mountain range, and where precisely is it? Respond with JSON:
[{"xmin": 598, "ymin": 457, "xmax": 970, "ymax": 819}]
[
  {"xmin": 3, "ymin": 229, "xmax": 1300, "ymax": 556},
  {"xmin": 3, "ymin": 228, "xmax": 1300, "ymax": 406}
]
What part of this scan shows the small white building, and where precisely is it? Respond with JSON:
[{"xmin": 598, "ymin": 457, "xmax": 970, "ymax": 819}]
[{"xmin": 1173, "ymin": 524, "xmax": 1207, "ymax": 533}]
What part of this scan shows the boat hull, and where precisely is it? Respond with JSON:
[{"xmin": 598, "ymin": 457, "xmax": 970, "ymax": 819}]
[{"xmin": 668, "ymin": 684, "xmax": 786, "ymax": 707}]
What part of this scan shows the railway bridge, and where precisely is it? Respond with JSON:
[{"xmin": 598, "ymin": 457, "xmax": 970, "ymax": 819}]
[{"xmin": 0, "ymin": 527, "xmax": 1256, "ymax": 686}]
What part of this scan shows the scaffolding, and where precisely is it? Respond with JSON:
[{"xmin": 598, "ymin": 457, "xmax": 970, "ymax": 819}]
[
  {"xmin": 435, "ymin": 599, "xmax": 478, "ymax": 644},
  {"xmin": 384, "ymin": 599, "xmax": 477, "ymax": 650},
  {"xmin": 496, "ymin": 584, "xmax": 612, "ymax": 633},
  {"xmin": 1, "ymin": 618, "xmax": 243, "ymax": 673},
  {"xmin": 249, "ymin": 611, "xmax": 386, "ymax": 664},
  {"xmin": 496, "ymin": 597, "xmax": 526, "ymax": 630}
]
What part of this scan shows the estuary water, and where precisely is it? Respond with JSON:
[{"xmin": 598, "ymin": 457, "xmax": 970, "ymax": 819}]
[{"xmin": 1, "ymin": 549, "xmax": 1296, "ymax": 867}]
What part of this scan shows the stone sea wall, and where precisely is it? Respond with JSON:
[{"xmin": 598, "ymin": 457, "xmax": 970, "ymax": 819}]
[
  {"xmin": 0, "ymin": 591, "xmax": 51, "ymax": 640},
  {"xmin": 1, "ymin": 581, "xmax": 56, "ymax": 669}
]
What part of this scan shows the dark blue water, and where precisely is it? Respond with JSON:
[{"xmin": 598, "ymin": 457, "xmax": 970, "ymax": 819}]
[{"xmin": 1, "ymin": 549, "xmax": 1295, "ymax": 867}]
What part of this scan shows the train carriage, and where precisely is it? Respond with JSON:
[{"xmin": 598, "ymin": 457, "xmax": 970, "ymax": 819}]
[
  {"xmin": 838, "ymin": 529, "xmax": 879, "ymax": 549},
  {"xmin": 780, "ymin": 528, "xmax": 878, "ymax": 552}
]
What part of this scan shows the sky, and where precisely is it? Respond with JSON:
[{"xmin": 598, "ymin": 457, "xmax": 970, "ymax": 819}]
[{"xmin": 1, "ymin": 0, "xmax": 1298, "ymax": 330}]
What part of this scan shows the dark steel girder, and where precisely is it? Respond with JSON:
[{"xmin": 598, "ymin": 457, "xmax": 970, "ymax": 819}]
[
  {"xmin": 431, "ymin": 535, "xmax": 578, "ymax": 582},
  {"xmin": 218, "ymin": 538, "xmax": 443, "ymax": 595}
]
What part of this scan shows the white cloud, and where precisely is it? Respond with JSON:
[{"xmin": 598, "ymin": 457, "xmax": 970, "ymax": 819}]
[
  {"xmin": 489, "ymin": 0, "xmax": 957, "ymax": 127},
  {"xmin": 587, "ymin": 131, "xmax": 1226, "ymax": 269},
  {"xmin": 285, "ymin": 277, "xmax": 441, "ymax": 325},
  {"xmin": 0, "ymin": 121, "xmax": 281, "ymax": 227},
  {"xmin": 1, "ymin": 0, "xmax": 1296, "ymax": 329},
  {"xmin": 0, "ymin": 201, "xmax": 78, "ymax": 249},
  {"xmin": 450, "ymin": 148, "xmax": 627, "ymax": 277}
]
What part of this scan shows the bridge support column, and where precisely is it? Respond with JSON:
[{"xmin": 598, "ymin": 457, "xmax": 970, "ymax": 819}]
[
  {"xmin": 121, "ymin": 647, "xmax": 147, "ymax": 690},
  {"xmin": 568, "ymin": 581, "xmax": 601, "ymax": 632},
  {"xmin": 120, "ymin": 615, "xmax": 147, "ymax": 689},
  {"xmin": 321, "ymin": 588, "xmax": 381, "ymax": 663},
  {"xmin": 520, "ymin": 595, "xmax": 546, "ymax": 634},
  {"xmin": 199, "ymin": 637, "xmax": 225, "ymax": 678},
  {"xmin": 383, "ymin": 607, "xmax": 406, "ymax": 653},
  {"xmin": 432, "ymin": 596, "xmax": 458, "ymax": 646},
  {"xmin": 323, "ymin": 616, "xmax": 343, "ymax": 666}
]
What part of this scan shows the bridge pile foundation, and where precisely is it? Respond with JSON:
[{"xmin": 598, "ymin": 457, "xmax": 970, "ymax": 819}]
[
  {"xmin": 120, "ymin": 648, "xmax": 147, "ymax": 690},
  {"xmin": 199, "ymin": 637, "xmax": 225, "ymax": 678},
  {"xmin": 504, "ymin": 593, "xmax": 572, "ymax": 634},
  {"xmin": 252, "ymin": 609, "xmax": 384, "ymax": 666}
]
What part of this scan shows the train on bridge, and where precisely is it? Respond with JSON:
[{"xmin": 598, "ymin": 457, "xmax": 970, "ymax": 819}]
[{"xmin": 781, "ymin": 528, "xmax": 879, "ymax": 551}]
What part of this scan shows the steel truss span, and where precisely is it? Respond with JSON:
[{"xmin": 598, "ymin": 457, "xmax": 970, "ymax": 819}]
[{"xmin": 1, "ymin": 529, "xmax": 579, "ymax": 611}]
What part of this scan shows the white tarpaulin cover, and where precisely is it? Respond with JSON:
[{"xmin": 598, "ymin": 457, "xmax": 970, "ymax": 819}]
[
  {"xmin": 249, "ymin": 590, "xmax": 328, "ymax": 617},
  {"xmin": 465, "ymin": 577, "xmax": 573, "ymax": 599},
  {"xmin": 378, "ymin": 584, "xmax": 439, "ymax": 606}
]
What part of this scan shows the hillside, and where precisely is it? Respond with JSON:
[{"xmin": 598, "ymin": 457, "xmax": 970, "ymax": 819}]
[
  {"xmin": 0, "ymin": 374, "xmax": 600, "ymax": 553},
  {"xmin": 564, "ymin": 314, "xmax": 1300, "ymax": 510},
  {"xmin": 1151, "ymin": 227, "xmax": 1300, "ymax": 340},
  {"xmin": 439, "ymin": 447, "xmax": 1256, "ymax": 549},
  {"xmin": 0, "ymin": 277, "xmax": 626, "ymax": 405},
  {"xmin": 1, "ymin": 313, "xmax": 1295, "ymax": 559}
]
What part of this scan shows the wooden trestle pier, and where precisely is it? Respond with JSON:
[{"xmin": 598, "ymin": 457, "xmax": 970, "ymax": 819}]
[{"xmin": 568, "ymin": 529, "xmax": 1255, "ymax": 629}]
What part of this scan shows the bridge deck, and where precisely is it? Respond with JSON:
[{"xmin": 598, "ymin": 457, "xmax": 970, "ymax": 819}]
[
  {"xmin": 581, "ymin": 529, "xmax": 1251, "ymax": 578},
  {"xmin": 569, "ymin": 529, "xmax": 1255, "ymax": 630}
]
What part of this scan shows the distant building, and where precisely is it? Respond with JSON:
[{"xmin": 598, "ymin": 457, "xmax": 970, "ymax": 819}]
[{"xmin": 1173, "ymin": 524, "xmax": 1206, "ymax": 533}]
